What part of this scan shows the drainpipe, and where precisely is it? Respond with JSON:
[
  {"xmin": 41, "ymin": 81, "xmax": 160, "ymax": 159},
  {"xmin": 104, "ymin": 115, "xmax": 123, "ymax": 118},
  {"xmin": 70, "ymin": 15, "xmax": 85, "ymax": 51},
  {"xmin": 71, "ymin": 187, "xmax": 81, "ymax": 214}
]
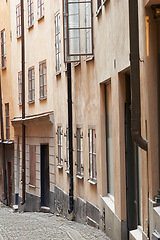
[
  {"xmin": 128, "ymin": 0, "xmax": 148, "ymax": 152},
  {"xmin": 21, "ymin": 0, "xmax": 26, "ymax": 205},
  {"xmin": 0, "ymin": 75, "xmax": 7, "ymax": 203},
  {"xmin": 67, "ymin": 63, "xmax": 74, "ymax": 214}
]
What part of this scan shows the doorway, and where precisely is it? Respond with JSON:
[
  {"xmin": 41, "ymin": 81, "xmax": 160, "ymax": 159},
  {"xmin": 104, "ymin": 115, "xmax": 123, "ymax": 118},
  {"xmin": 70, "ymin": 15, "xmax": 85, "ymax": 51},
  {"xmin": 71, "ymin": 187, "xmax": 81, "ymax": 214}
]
[
  {"xmin": 125, "ymin": 74, "xmax": 142, "ymax": 235},
  {"xmin": 41, "ymin": 144, "xmax": 49, "ymax": 207},
  {"xmin": 7, "ymin": 161, "xmax": 12, "ymax": 206}
]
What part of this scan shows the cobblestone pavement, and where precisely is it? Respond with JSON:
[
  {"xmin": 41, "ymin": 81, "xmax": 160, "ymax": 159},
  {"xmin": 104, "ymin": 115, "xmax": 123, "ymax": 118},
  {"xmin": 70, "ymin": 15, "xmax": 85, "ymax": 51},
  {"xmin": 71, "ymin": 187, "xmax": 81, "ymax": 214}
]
[{"xmin": 0, "ymin": 203, "xmax": 110, "ymax": 240}]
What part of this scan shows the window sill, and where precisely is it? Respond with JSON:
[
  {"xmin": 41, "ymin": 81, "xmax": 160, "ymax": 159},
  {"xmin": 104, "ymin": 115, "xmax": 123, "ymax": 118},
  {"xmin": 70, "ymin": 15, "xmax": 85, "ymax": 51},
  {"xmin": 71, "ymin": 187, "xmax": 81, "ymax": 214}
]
[
  {"xmin": 65, "ymin": 169, "xmax": 69, "ymax": 174},
  {"xmin": 38, "ymin": 15, "xmax": 44, "ymax": 22},
  {"xmin": 57, "ymin": 164, "xmax": 63, "ymax": 169},
  {"xmin": 17, "ymin": 35, "xmax": 21, "ymax": 40},
  {"xmin": 28, "ymin": 24, "xmax": 34, "ymax": 30},
  {"xmin": 85, "ymin": 55, "xmax": 94, "ymax": 62},
  {"xmin": 28, "ymin": 100, "xmax": 35, "ymax": 105},
  {"xmin": 76, "ymin": 174, "xmax": 84, "ymax": 180},
  {"xmin": 87, "ymin": 179, "xmax": 97, "ymax": 185},
  {"xmin": 39, "ymin": 97, "xmax": 47, "ymax": 101},
  {"xmin": 74, "ymin": 62, "xmax": 81, "ymax": 67},
  {"xmin": 29, "ymin": 184, "xmax": 36, "ymax": 189},
  {"xmin": 96, "ymin": 6, "xmax": 102, "ymax": 17},
  {"xmin": 2, "ymin": 66, "xmax": 6, "ymax": 71},
  {"xmin": 56, "ymin": 71, "xmax": 61, "ymax": 76},
  {"xmin": 18, "ymin": 103, "xmax": 22, "ymax": 106}
]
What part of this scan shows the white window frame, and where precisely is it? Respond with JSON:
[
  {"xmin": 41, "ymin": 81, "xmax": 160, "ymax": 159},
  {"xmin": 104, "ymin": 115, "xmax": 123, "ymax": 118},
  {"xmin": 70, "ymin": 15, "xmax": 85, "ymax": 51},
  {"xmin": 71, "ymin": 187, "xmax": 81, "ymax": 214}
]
[
  {"xmin": 39, "ymin": 60, "xmax": 47, "ymax": 100},
  {"xmin": 55, "ymin": 12, "xmax": 61, "ymax": 74},
  {"xmin": 76, "ymin": 128, "xmax": 83, "ymax": 177},
  {"xmin": 28, "ymin": 66, "xmax": 35, "ymax": 103},
  {"xmin": 88, "ymin": 128, "xmax": 97, "ymax": 182},
  {"xmin": 16, "ymin": 4, "xmax": 21, "ymax": 38},
  {"xmin": 1, "ymin": 29, "xmax": 6, "ymax": 69},
  {"xmin": 28, "ymin": 0, "xmax": 34, "ymax": 28},
  {"xmin": 37, "ymin": 0, "xmax": 44, "ymax": 20},
  {"xmin": 57, "ymin": 126, "xmax": 63, "ymax": 167},
  {"xmin": 18, "ymin": 71, "xmax": 22, "ymax": 105}
]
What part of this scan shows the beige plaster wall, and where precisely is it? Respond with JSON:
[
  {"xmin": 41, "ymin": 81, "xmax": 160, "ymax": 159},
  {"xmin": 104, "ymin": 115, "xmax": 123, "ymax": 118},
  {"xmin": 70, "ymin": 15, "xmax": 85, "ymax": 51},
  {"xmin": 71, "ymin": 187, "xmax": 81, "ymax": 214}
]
[{"xmin": 0, "ymin": 0, "xmax": 14, "ymax": 141}]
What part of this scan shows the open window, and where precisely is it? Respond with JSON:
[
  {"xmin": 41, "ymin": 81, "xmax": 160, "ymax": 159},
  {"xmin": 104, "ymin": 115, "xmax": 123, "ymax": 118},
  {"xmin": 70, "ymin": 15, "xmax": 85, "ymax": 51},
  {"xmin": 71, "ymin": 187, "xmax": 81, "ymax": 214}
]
[{"xmin": 63, "ymin": 0, "xmax": 93, "ymax": 62}]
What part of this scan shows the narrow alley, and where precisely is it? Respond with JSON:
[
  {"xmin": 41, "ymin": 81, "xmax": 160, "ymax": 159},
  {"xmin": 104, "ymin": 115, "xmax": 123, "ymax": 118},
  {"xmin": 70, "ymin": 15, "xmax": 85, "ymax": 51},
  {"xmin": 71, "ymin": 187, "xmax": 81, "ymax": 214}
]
[{"xmin": 0, "ymin": 203, "xmax": 109, "ymax": 240}]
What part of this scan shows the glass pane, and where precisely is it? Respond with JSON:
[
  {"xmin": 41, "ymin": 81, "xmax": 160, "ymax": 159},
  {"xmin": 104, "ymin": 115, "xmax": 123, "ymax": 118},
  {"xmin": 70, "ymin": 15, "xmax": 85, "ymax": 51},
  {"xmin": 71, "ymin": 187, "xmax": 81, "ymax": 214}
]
[
  {"xmin": 67, "ymin": 0, "xmax": 93, "ymax": 56},
  {"xmin": 106, "ymin": 84, "xmax": 114, "ymax": 196}
]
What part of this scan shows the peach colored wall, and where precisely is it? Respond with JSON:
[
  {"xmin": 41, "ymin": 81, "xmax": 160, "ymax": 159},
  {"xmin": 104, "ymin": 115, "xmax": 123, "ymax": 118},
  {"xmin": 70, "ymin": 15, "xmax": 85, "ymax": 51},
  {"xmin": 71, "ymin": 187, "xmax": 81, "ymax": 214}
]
[{"xmin": 0, "ymin": 0, "xmax": 14, "ymax": 141}]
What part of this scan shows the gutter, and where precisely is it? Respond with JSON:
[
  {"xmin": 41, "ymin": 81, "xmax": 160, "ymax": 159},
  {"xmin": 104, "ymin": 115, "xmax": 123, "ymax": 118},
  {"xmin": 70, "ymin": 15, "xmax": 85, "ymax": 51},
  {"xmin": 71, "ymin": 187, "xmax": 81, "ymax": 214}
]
[
  {"xmin": 128, "ymin": 0, "xmax": 148, "ymax": 151},
  {"xmin": 67, "ymin": 63, "xmax": 74, "ymax": 215}
]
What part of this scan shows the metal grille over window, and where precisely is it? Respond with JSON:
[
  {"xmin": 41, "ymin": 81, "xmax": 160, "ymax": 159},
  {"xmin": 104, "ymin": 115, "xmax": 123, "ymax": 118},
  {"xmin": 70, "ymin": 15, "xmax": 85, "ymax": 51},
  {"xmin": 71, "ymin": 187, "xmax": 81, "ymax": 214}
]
[
  {"xmin": 28, "ymin": 0, "xmax": 34, "ymax": 28},
  {"xmin": 1, "ymin": 30, "xmax": 6, "ymax": 69},
  {"xmin": 37, "ymin": 0, "xmax": 44, "ymax": 20},
  {"xmin": 89, "ymin": 128, "xmax": 97, "ymax": 181},
  {"xmin": 76, "ymin": 128, "xmax": 83, "ymax": 177},
  {"xmin": 39, "ymin": 61, "xmax": 47, "ymax": 99},
  {"xmin": 66, "ymin": 0, "xmax": 93, "ymax": 56},
  {"xmin": 28, "ymin": 67, "xmax": 35, "ymax": 103},
  {"xmin": 57, "ymin": 126, "xmax": 63, "ymax": 166},
  {"xmin": 5, "ymin": 103, "xmax": 10, "ymax": 140},
  {"xmin": 55, "ymin": 13, "xmax": 61, "ymax": 73},
  {"xmin": 16, "ymin": 4, "xmax": 21, "ymax": 38},
  {"xmin": 18, "ymin": 71, "xmax": 22, "ymax": 105}
]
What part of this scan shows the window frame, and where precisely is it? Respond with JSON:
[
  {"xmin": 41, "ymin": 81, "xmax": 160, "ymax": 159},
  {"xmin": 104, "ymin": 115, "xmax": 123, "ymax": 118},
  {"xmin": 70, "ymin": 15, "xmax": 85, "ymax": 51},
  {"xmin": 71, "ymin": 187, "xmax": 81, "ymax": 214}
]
[
  {"xmin": 88, "ymin": 127, "xmax": 97, "ymax": 183},
  {"xmin": 55, "ymin": 12, "xmax": 61, "ymax": 74},
  {"xmin": 1, "ymin": 29, "xmax": 6, "ymax": 70},
  {"xmin": 37, "ymin": 0, "xmax": 44, "ymax": 21},
  {"xmin": 76, "ymin": 128, "xmax": 83, "ymax": 178},
  {"xmin": 96, "ymin": 0, "xmax": 102, "ymax": 16},
  {"xmin": 5, "ymin": 103, "xmax": 10, "ymax": 140},
  {"xmin": 28, "ymin": 0, "xmax": 34, "ymax": 29},
  {"xmin": 16, "ymin": 3, "xmax": 21, "ymax": 38},
  {"xmin": 28, "ymin": 66, "xmax": 35, "ymax": 103},
  {"xmin": 18, "ymin": 71, "xmax": 22, "ymax": 105},
  {"xmin": 57, "ymin": 126, "xmax": 63, "ymax": 167},
  {"xmin": 39, "ymin": 60, "xmax": 47, "ymax": 100}
]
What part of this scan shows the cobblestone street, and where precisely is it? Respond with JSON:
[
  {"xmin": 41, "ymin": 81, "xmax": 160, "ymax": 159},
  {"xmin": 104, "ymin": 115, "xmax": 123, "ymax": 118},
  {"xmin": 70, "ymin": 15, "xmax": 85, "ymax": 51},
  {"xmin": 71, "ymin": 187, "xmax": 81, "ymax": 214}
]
[{"xmin": 0, "ymin": 203, "xmax": 109, "ymax": 240}]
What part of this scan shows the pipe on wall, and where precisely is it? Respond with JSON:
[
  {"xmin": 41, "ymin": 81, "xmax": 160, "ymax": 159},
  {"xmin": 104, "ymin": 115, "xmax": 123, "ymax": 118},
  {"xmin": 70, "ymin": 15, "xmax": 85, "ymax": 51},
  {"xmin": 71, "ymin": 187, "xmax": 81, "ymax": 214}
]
[
  {"xmin": 128, "ymin": 0, "xmax": 148, "ymax": 152},
  {"xmin": 67, "ymin": 63, "xmax": 74, "ymax": 214},
  {"xmin": 21, "ymin": 0, "xmax": 26, "ymax": 205}
]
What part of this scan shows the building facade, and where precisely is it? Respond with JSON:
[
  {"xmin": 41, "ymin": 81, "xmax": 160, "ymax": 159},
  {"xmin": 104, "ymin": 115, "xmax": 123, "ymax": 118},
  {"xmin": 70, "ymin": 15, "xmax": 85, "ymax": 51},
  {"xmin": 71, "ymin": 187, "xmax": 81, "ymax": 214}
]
[
  {"xmin": 0, "ymin": 0, "xmax": 14, "ymax": 207},
  {"xmin": 2, "ymin": 0, "xmax": 160, "ymax": 240}
]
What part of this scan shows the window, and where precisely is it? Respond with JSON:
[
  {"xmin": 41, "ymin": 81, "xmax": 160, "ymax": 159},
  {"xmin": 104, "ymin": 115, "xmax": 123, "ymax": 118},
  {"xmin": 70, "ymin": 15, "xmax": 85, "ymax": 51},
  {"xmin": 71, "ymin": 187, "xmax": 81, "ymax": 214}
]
[
  {"xmin": 39, "ymin": 61, "xmax": 47, "ymax": 99},
  {"xmin": 105, "ymin": 83, "xmax": 114, "ymax": 196},
  {"xmin": 16, "ymin": 4, "xmax": 21, "ymax": 38},
  {"xmin": 76, "ymin": 128, "xmax": 83, "ymax": 177},
  {"xmin": 29, "ymin": 145, "xmax": 36, "ymax": 186},
  {"xmin": 37, "ymin": 0, "xmax": 44, "ymax": 20},
  {"xmin": 18, "ymin": 71, "xmax": 22, "ymax": 105},
  {"xmin": 85, "ymin": 2, "xmax": 92, "ymax": 55},
  {"xmin": 55, "ymin": 13, "xmax": 61, "ymax": 73},
  {"xmin": 28, "ymin": 0, "xmax": 34, "ymax": 28},
  {"xmin": 1, "ymin": 30, "xmax": 6, "ymax": 69},
  {"xmin": 28, "ymin": 67, "xmax": 35, "ymax": 103},
  {"xmin": 5, "ymin": 103, "xmax": 10, "ymax": 140},
  {"xmin": 57, "ymin": 126, "xmax": 63, "ymax": 166},
  {"xmin": 88, "ymin": 128, "xmax": 97, "ymax": 182},
  {"xmin": 65, "ymin": 128, "xmax": 69, "ymax": 170}
]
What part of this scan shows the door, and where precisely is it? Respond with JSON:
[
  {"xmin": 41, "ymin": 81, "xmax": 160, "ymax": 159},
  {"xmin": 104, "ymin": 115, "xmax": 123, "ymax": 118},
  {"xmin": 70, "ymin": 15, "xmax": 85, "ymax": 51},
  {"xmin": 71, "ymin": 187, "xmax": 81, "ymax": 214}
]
[
  {"xmin": 41, "ymin": 144, "xmax": 49, "ymax": 207},
  {"xmin": 125, "ymin": 75, "xmax": 140, "ymax": 234},
  {"xmin": 7, "ymin": 161, "xmax": 12, "ymax": 206}
]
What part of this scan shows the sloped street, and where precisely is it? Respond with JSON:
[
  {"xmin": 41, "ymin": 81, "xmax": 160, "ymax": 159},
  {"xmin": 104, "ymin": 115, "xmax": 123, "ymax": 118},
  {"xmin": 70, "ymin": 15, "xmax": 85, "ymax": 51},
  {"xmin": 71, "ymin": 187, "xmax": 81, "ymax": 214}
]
[{"xmin": 0, "ymin": 203, "xmax": 109, "ymax": 240}]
